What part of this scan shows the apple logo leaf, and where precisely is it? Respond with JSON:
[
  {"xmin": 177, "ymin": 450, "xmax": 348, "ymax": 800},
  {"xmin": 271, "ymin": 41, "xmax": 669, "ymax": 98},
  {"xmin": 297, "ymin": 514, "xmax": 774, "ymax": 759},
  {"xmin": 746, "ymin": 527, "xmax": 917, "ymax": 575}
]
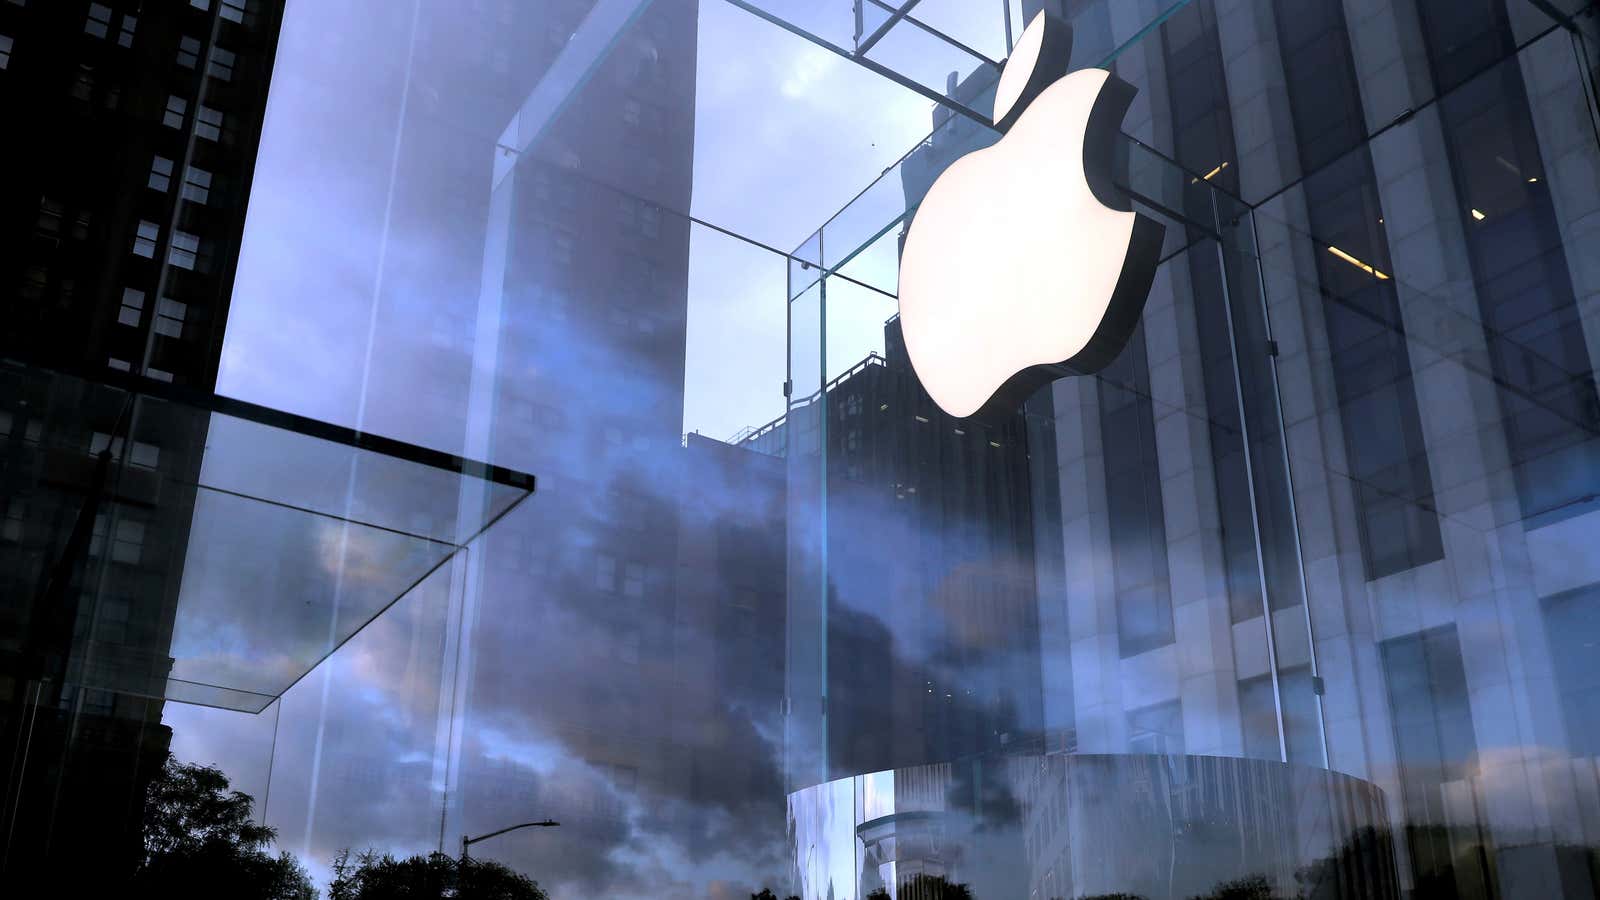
[{"xmin": 897, "ymin": 10, "xmax": 1167, "ymax": 422}]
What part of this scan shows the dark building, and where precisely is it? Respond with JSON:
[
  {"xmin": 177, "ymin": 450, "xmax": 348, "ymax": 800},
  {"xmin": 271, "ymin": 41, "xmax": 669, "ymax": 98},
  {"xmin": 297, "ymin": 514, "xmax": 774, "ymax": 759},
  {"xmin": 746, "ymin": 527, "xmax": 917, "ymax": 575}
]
[
  {"xmin": 444, "ymin": 0, "xmax": 707, "ymax": 870},
  {"xmin": 0, "ymin": 0, "xmax": 283, "ymax": 887},
  {"xmin": 751, "ymin": 316, "xmax": 1043, "ymax": 784}
]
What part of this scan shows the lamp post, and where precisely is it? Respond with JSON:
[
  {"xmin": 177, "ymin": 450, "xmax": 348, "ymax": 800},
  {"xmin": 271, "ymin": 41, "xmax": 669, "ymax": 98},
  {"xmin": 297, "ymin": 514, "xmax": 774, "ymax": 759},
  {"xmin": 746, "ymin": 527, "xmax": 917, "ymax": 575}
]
[{"xmin": 459, "ymin": 819, "xmax": 560, "ymax": 889}]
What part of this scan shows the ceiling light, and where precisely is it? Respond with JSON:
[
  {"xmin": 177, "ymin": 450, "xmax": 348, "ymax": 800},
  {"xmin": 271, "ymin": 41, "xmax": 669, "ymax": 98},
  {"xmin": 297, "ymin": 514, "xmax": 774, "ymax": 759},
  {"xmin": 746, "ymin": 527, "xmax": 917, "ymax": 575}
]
[
  {"xmin": 1471, "ymin": 208, "xmax": 1486, "ymax": 221},
  {"xmin": 1327, "ymin": 245, "xmax": 1390, "ymax": 280},
  {"xmin": 914, "ymin": 415, "xmax": 929, "ymax": 423}
]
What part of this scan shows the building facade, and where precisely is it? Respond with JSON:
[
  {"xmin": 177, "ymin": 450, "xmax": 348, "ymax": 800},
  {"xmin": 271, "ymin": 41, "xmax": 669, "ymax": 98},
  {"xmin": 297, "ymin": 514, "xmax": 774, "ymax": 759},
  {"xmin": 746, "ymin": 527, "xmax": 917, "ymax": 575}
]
[{"xmin": 0, "ymin": 0, "xmax": 283, "ymax": 887}]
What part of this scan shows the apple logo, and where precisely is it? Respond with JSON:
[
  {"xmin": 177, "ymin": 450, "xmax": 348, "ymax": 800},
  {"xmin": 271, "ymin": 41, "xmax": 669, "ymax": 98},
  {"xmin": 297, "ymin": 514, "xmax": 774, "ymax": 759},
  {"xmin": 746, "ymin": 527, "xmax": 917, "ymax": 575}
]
[{"xmin": 897, "ymin": 10, "xmax": 1166, "ymax": 420}]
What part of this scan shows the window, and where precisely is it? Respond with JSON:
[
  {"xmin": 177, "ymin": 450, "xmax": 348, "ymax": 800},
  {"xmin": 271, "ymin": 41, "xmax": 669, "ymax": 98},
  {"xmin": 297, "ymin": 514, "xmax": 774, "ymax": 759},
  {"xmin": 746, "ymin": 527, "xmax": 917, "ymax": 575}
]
[
  {"xmin": 208, "ymin": 46, "xmax": 235, "ymax": 81},
  {"xmin": 1381, "ymin": 625, "xmax": 1481, "ymax": 893},
  {"xmin": 117, "ymin": 14, "xmax": 136, "ymax": 47},
  {"xmin": 154, "ymin": 297, "xmax": 186, "ymax": 337},
  {"xmin": 36, "ymin": 199, "xmax": 63, "ymax": 234},
  {"xmin": 1127, "ymin": 701, "xmax": 1184, "ymax": 755},
  {"xmin": 118, "ymin": 288, "xmax": 145, "ymax": 326},
  {"xmin": 86, "ymin": 3, "xmax": 112, "ymax": 38},
  {"xmin": 622, "ymin": 98, "xmax": 641, "ymax": 126},
  {"xmin": 20, "ymin": 266, "xmax": 47, "ymax": 300},
  {"xmin": 169, "ymin": 230, "xmax": 200, "ymax": 269},
  {"xmin": 1544, "ymin": 588, "xmax": 1600, "ymax": 757},
  {"xmin": 163, "ymin": 94, "xmax": 187, "ymax": 128},
  {"xmin": 132, "ymin": 221, "xmax": 159, "ymax": 257},
  {"xmin": 0, "ymin": 34, "xmax": 12, "ymax": 70},
  {"xmin": 97, "ymin": 597, "xmax": 131, "ymax": 643},
  {"xmin": 1, "ymin": 500, "xmax": 23, "ymax": 543},
  {"xmin": 189, "ymin": 0, "xmax": 210, "ymax": 9},
  {"xmin": 129, "ymin": 440, "xmax": 159, "ymax": 468},
  {"xmin": 195, "ymin": 105, "xmax": 223, "ymax": 141},
  {"xmin": 623, "ymin": 563, "xmax": 645, "ymax": 598},
  {"xmin": 181, "ymin": 166, "xmax": 211, "ymax": 204},
  {"xmin": 219, "ymin": 0, "xmax": 246, "ymax": 23},
  {"xmin": 148, "ymin": 156, "xmax": 173, "ymax": 192},
  {"xmin": 1274, "ymin": 1, "xmax": 1443, "ymax": 580},
  {"xmin": 71, "ymin": 64, "xmax": 93, "ymax": 101},
  {"xmin": 94, "ymin": 517, "xmax": 145, "ymax": 564},
  {"xmin": 177, "ymin": 36, "xmax": 200, "ymax": 68},
  {"xmin": 89, "ymin": 432, "xmax": 124, "ymax": 457},
  {"xmin": 145, "ymin": 367, "xmax": 173, "ymax": 383},
  {"xmin": 1099, "ymin": 328, "xmax": 1174, "ymax": 657}
]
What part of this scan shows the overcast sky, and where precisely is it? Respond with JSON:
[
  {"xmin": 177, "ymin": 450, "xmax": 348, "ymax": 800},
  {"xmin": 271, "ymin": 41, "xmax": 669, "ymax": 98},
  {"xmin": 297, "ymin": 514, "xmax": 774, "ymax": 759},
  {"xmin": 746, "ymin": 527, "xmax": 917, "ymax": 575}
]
[{"xmin": 161, "ymin": 1, "xmax": 1010, "ymax": 898}]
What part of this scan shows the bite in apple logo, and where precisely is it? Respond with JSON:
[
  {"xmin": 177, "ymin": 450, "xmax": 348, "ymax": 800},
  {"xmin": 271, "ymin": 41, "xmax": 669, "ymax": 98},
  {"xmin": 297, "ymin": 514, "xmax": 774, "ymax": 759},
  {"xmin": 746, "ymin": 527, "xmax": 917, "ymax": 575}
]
[{"xmin": 898, "ymin": 10, "xmax": 1166, "ymax": 420}]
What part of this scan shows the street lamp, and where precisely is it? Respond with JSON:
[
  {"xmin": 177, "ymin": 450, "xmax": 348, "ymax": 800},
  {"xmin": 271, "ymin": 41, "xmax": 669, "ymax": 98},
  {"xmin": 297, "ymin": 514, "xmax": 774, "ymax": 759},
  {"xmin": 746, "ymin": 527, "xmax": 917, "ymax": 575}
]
[{"xmin": 459, "ymin": 819, "xmax": 560, "ymax": 863}]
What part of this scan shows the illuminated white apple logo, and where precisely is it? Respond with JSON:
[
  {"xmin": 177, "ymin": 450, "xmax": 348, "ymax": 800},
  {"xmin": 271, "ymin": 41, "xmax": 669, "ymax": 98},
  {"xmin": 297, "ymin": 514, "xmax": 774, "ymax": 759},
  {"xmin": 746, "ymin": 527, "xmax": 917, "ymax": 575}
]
[{"xmin": 898, "ymin": 10, "xmax": 1166, "ymax": 420}]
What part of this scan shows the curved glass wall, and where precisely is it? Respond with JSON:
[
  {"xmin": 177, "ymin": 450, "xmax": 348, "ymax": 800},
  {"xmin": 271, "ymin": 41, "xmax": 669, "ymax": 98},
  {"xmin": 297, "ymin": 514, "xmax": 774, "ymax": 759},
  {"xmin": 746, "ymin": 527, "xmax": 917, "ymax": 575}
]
[{"xmin": 2, "ymin": 0, "xmax": 1598, "ymax": 898}]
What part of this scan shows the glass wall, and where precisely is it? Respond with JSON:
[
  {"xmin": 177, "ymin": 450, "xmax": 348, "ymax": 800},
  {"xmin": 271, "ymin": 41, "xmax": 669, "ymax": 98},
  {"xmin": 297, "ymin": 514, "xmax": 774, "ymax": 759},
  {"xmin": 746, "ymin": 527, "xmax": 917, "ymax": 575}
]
[{"xmin": 2, "ymin": 0, "xmax": 1598, "ymax": 898}]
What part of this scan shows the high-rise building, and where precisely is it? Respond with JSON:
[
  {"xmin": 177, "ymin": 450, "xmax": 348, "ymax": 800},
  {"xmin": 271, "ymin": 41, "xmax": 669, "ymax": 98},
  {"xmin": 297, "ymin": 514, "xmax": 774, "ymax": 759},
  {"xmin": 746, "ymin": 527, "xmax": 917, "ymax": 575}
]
[{"xmin": 0, "ymin": 0, "xmax": 284, "ymax": 887}]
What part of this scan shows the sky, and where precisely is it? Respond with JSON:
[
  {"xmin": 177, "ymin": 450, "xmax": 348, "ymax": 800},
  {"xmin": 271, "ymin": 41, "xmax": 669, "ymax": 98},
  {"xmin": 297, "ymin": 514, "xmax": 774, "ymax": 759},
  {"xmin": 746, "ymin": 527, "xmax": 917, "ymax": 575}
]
[{"xmin": 161, "ymin": 1, "xmax": 1014, "ymax": 898}]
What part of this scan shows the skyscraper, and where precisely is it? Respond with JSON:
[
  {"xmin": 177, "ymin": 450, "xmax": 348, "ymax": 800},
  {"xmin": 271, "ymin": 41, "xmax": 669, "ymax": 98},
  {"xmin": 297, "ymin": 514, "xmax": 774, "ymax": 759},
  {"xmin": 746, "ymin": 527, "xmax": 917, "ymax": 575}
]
[{"xmin": 0, "ymin": 0, "xmax": 284, "ymax": 887}]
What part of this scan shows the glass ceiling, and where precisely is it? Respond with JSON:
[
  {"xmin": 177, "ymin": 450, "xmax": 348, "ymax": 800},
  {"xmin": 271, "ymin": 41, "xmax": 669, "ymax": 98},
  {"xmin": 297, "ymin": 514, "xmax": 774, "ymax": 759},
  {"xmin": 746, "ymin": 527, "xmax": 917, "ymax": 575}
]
[{"xmin": 20, "ymin": 364, "xmax": 536, "ymax": 713}]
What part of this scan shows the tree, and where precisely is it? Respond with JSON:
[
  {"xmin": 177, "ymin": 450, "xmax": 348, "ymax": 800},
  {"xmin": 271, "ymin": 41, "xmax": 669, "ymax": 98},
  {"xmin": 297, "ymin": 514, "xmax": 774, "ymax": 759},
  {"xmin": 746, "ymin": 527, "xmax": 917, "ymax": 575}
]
[
  {"xmin": 132, "ymin": 753, "xmax": 317, "ymax": 900},
  {"xmin": 329, "ymin": 848, "xmax": 549, "ymax": 900},
  {"xmin": 751, "ymin": 889, "xmax": 801, "ymax": 900}
]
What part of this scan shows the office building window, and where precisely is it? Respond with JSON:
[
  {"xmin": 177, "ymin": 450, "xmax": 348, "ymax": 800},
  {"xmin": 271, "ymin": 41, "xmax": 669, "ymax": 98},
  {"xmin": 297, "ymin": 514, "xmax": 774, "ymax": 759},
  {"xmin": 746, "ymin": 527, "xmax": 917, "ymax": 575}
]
[
  {"xmin": 1415, "ymin": 1, "xmax": 1600, "ymax": 525},
  {"xmin": 163, "ymin": 94, "xmax": 187, "ymax": 129},
  {"xmin": 96, "ymin": 597, "xmax": 131, "ymax": 643},
  {"xmin": 0, "ymin": 34, "xmax": 12, "ymax": 69},
  {"xmin": 85, "ymin": 3, "xmax": 112, "ymax": 39},
  {"xmin": 36, "ymin": 199, "xmax": 62, "ymax": 234},
  {"xmin": 117, "ymin": 14, "xmax": 137, "ymax": 47},
  {"xmin": 89, "ymin": 432, "xmax": 124, "ymax": 457},
  {"xmin": 182, "ymin": 166, "xmax": 211, "ymax": 204},
  {"xmin": 91, "ymin": 514, "xmax": 145, "ymax": 565},
  {"xmin": 169, "ymin": 230, "xmax": 200, "ymax": 269},
  {"xmin": 129, "ymin": 440, "xmax": 160, "ymax": 468},
  {"xmin": 154, "ymin": 298, "xmax": 186, "ymax": 337},
  {"xmin": 177, "ymin": 35, "xmax": 201, "ymax": 68},
  {"xmin": 148, "ymin": 156, "xmax": 173, "ymax": 192},
  {"xmin": 1381, "ymin": 625, "xmax": 1484, "ymax": 893},
  {"xmin": 132, "ymin": 221, "xmax": 159, "ymax": 257},
  {"xmin": 195, "ymin": 105, "xmax": 223, "ymax": 141},
  {"xmin": 220, "ymin": 0, "xmax": 247, "ymax": 24},
  {"xmin": 1275, "ymin": 0, "xmax": 1443, "ymax": 580},
  {"xmin": 1, "ymin": 500, "xmax": 22, "ymax": 543},
  {"xmin": 71, "ymin": 64, "xmax": 94, "ymax": 101},
  {"xmin": 118, "ymin": 288, "xmax": 145, "ymax": 326},
  {"xmin": 1239, "ymin": 666, "xmax": 1320, "ymax": 764},
  {"xmin": 1544, "ymin": 588, "xmax": 1600, "ymax": 756},
  {"xmin": 1128, "ymin": 701, "xmax": 1184, "ymax": 755},
  {"xmin": 208, "ymin": 46, "xmax": 235, "ymax": 81},
  {"xmin": 1099, "ymin": 327, "xmax": 1174, "ymax": 657}
]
